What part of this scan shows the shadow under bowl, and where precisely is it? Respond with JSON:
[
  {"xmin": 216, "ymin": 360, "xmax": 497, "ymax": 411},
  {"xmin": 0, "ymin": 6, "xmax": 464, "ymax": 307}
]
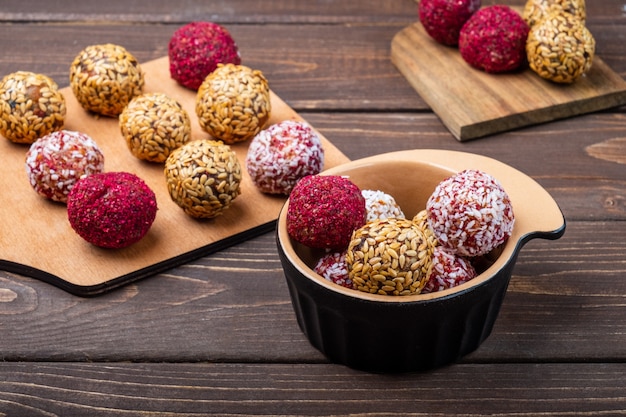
[{"xmin": 276, "ymin": 149, "xmax": 566, "ymax": 373}]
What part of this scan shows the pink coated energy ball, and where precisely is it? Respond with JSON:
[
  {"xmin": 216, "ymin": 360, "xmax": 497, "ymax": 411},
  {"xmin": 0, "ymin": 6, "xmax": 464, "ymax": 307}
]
[{"xmin": 419, "ymin": 0, "xmax": 482, "ymax": 46}]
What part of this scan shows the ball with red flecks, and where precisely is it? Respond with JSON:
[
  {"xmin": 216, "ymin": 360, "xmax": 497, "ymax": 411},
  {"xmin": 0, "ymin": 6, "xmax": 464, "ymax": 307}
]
[{"xmin": 419, "ymin": 0, "xmax": 482, "ymax": 46}]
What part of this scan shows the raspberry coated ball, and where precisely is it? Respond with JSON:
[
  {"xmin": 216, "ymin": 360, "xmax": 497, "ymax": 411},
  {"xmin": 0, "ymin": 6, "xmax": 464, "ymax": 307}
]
[
  {"xmin": 169, "ymin": 21, "xmax": 241, "ymax": 90},
  {"xmin": 286, "ymin": 175, "xmax": 366, "ymax": 250},
  {"xmin": 427, "ymin": 169, "xmax": 514, "ymax": 257},
  {"xmin": 459, "ymin": 5, "xmax": 530, "ymax": 73},
  {"xmin": 67, "ymin": 172, "xmax": 157, "ymax": 249},
  {"xmin": 25, "ymin": 130, "xmax": 104, "ymax": 203},
  {"xmin": 419, "ymin": 0, "xmax": 482, "ymax": 46},
  {"xmin": 246, "ymin": 120, "xmax": 324, "ymax": 195}
]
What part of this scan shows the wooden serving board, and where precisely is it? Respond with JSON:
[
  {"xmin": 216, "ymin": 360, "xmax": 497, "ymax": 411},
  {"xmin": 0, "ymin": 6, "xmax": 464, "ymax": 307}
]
[
  {"xmin": 0, "ymin": 56, "xmax": 350, "ymax": 296},
  {"xmin": 391, "ymin": 22, "xmax": 626, "ymax": 141}
]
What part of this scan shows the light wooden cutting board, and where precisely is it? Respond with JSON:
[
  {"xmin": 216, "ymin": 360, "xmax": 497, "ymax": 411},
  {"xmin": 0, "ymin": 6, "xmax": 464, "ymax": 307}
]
[
  {"xmin": 391, "ymin": 22, "xmax": 626, "ymax": 141},
  {"xmin": 0, "ymin": 56, "xmax": 350, "ymax": 296}
]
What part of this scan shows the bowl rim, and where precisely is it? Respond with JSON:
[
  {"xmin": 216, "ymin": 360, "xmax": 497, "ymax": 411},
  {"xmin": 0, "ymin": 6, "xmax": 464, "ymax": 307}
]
[{"xmin": 276, "ymin": 149, "xmax": 566, "ymax": 303}]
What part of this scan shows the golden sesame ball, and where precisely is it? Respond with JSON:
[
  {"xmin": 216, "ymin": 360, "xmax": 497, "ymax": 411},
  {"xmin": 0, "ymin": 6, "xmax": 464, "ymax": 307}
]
[
  {"xmin": 119, "ymin": 93, "xmax": 191, "ymax": 163},
  {"xmin": 0, "ymin": 71, "xmax": 66, "ymax": 144},
  {"xmin": 164, "ymin": 139, "xmax": 242, "ymax": 219},
  {"xmin": 522, "ymin": 0, "xmax": 586, "ymax": 28},
  {"xmin": 526, "ymin": 12, "xmax": 595, "ymax": 84},
  {"xmin": 195, "ymin": 63, "xmax": 271, "ymax": 145},
  {"xmin": 346, "ymin": 217, "xmax": 437, "ymax": 296},
  {"xmin": 69, "ymin": 43, "xmax": 144, "ymax": 117}
]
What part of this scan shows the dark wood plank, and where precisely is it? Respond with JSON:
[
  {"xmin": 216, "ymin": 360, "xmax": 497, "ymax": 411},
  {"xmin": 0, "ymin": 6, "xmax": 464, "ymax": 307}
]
[
  {"xmin": 1, "ymin": 221, "xmax": 625, "ymax": 364},
  {"xmin": 1, "ymin": 362, "xmax": 626, "ymax": 416}
]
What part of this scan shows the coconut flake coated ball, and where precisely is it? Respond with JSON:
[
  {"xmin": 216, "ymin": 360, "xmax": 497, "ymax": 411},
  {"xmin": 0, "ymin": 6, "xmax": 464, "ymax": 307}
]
[
  {"xmin": 67, "ymin": 172, "xmax": 157, "ymax": 249},
  {"xmin": 25, "ymin": 130, "xmax": 105, "ymax": 203},
  {"xmin": 246, "ymin": 120, "xmax": 324, "ymax": 195},
  {"xmin": 459, "ymin": 5, "xmax": 530, "ymax": 73},
  {"xmin": 427, "ymin": 169, "xmax": 514, "ymax": 257},
  {"xmin": 314, "ymin": 251, "xmax": 352, "ymax": 288},
  {"xmin": 286, "ymin": 175, "xmax": 366, "ymax": 250},
  {"xmin": 169, "ymin": 21, "xmax": 241, "ymax": 90},
  {"xmin": 422, "ymin": 246, "xmax": 477, "ymax": 293},
  {"xmin": 419, "ymin": 0, "xmax": 482, "ymax": 46},
  {"xmin": 362, "ymin": 189, "xmax": 405, "ymax": 221}
]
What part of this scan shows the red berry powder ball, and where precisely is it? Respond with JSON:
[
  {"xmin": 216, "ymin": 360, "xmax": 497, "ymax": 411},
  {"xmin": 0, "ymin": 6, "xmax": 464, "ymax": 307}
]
[
  {"xmin": 25, "ymin": 130, "xmax": 104, "ymax": 203},
  {"xmin": 422, "ymin": 246, "xmax": 477, "ymax": 293},
  {"xmin": 459, "ymin": 5, "xmax": 530, "ymax": 73},
  {"xmin": 169, "ymin": 21, "xmax": 241, "ymax": 90},
  {"xmin": 314, "ymin": 251, "xmax": 353, "ymax": 289},
  {"xmin": 419, "ymin": 0, "xmax": 482, "ymax": 46},
  {"xmin": 67, "ymin": 172, "xmax": 158, "ymax": 249},
  {"xmin": 246, "ymin": 120, "xmax": 324, "ymax": 195},
  {"xmin": 286, "ymin": 175, "xmax": 366, "ymax": 250},
  {"xmin": 426, "ymin": 169, "xmax": 514, "ymax": 257}
]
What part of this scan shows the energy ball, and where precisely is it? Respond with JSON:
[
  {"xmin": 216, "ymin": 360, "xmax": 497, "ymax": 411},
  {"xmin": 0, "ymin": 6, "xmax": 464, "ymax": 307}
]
[
  {"xmin": 526, "ymin": 12, "xmax": 595, "ymax": 83},
  {"xmin": 25, "ymin": 130, "xmax": 105, "ymax": 203},
  {"xmin": 427, "ymin": 169, "xmax": 514, "ymax": 258},
  {"xmin": 196, "ymin": 63, "xmax": 271, "ymax": 145},
  {"xmin": 286, "ymin": 175, "xmax": 366, "ymax": 250},
  {"xmin": 459, "ymin": 5, "xmax": 530, "ymax": 73},
  {"xmin": 419, "ymin": 0, "xmax": 481, "ymax": 46},
  {"xmin": 346, "ymin": 217, "xmax": 437, "ymax": 296},
  {"xmin": 0, "ymin": 71, "xmax": 66, "ymax": 144},
  {"xmin": 314, "ymin": 251, "xmax": 352, "ymax": 288},
  {"xmin": 119, "ymin": 92, "xmax": 191, "ymax": 163},
  {"xmin": 422, "ymin": 246, "xmax": 477, "ymax": 293},
  {"xmin": 69, "ymin": 43, "xmax": 144, "ymax": 117},
  {"xmin": 67, "ymin": 172, "xmax": 157, "ymax": 249},
  {"xmin": 164, "ymin": 139, "xmax": 242, "ymax": 219},
  {"xmin": 522, "ymin": 0, "xmax": 586, "ymax": 28},
  {"xmin": 362, "ymin": 189, "xmax": 405, "ymax": 221},
  {"xmin": 245, "ymin": 120, "xmax": 324, "ymax": 195},
  {"xmin": 169, "ymin": 21, "xmax": 241, "ymax": 90}
]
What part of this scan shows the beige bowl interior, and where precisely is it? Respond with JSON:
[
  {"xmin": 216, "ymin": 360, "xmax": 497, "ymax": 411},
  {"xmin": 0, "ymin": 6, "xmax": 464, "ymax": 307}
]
[{"xmin": 277, "ymin": 149, "xmax": 565, "ymax": 303}]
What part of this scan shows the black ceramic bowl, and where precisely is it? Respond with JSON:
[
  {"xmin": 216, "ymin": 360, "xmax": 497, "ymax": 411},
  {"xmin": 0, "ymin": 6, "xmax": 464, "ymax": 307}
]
[{"xmin": 276, "ymin": 149, "xmax": 565, "ymax": 373}]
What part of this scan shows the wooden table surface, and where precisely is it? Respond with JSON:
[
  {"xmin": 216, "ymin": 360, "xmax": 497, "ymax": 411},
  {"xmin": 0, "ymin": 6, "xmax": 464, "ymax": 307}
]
[{"xmin": 1, "ymin": 1, "xmax": 625, "ymax": 415}]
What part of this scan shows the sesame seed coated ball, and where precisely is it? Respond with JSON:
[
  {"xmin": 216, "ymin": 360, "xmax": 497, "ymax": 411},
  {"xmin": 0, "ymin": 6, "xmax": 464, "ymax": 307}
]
[
  {"xmin": 168, "ymin": 21, "xmax": 241, "ymax": 90},
  {"xmin": 426, "ymin": 169, "xmax": 514, "ymax": 258},
  {"xmin": 196, "ymin": 63, "xmax": 271, "ymax": 145},
  {"xmin": 526, "ymin": 12, "xmax": 595, "ymax": 84},
  {"xmin": 0, "ymin": 71, "xmax": 66, "ymax": 144},
  {"xmin": 418, "ymin": 0, "xmax": 481, "ymax": 46},
  {"xmin": 164, "ymin": 139, "xmax": 242, "ymax": 219},
  {"xmin": 67, "ymin": 172, "xmax": 157, "ymax": 249},
  {"xmin": 522, "ymin": 0, "xmax": 586, "ymax": 28},
  {"xmin": 25, "ymin": 130, "xmax": 105, "ymax": 203},
  {"xmin": 69, "ymin": 43, "xmax": 144, "ymax": 117},
  {"xmin": 346, "ymin": 217, "xmax": 437, "ymax": 296},
  {"xmin": 119, "ymin": 93, "xmax": 191, "ymax": 163},
  {"xmin": 286, "ymin": 175, "xmax": 366, "ymax": 250},
  {"xmin": 245, "ymin": 120, "xmax": 324, "ymax": 195},
  {"xmin": 459, "ymin": 5, "xmax": 530, "ymax": 73}
]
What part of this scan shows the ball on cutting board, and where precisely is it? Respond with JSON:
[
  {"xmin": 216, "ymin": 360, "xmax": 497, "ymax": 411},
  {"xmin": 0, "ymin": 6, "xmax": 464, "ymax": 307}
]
[
  {"xmin": 0, "ymin": 71, "xmax": 66, "ymax": 144},
  {"xmin": 67, "ymin": 172, "xmax": 158, "ymax": 249},
  {"xmin": 69, "ymin": 43, "xmax": 144, "ymax": 117},
  {"xmin": 418, "ymin": 0, "xmax": 482, "ymax": 46},
  {"xmin": 459, "ymin": 5, "xmax": 530, "ymax": 73},
  {"xmin": 168, "ymin": 21, "xmax": 241, "ymax": 90}
]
